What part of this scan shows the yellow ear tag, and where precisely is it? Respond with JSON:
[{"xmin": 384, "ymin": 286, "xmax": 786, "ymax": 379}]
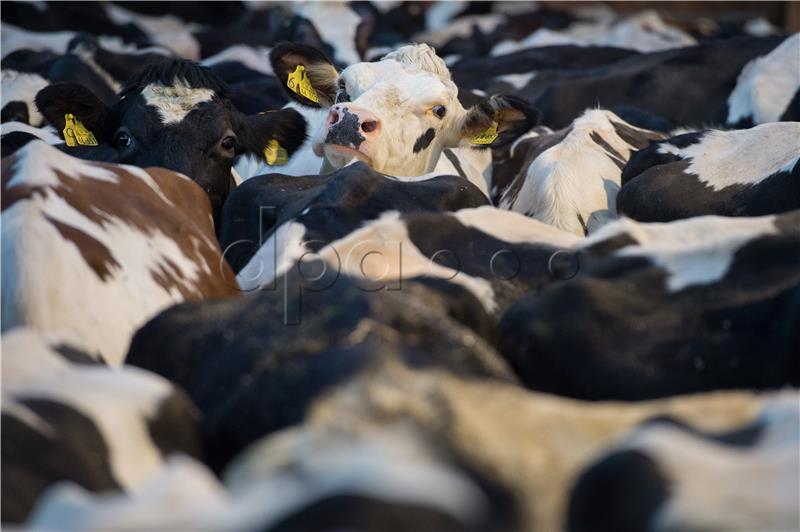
[
  {"xmin": 286, "ymin": 64, "xmax": 319, "ymax": 103},
  {"xmin": 264, "ymin": 139, "xmax": 289, "ymax": 166},
  {"xmin": 471, "ymin": 120, "xmax": 499, "ymax": 145},
  {"xmin": 62, "ymin": 113, "xmax": 98, "ymax": 147}
]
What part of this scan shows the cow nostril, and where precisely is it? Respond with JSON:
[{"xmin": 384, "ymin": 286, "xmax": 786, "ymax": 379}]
[
  {"xmin": 361, "ymin": 120, "xmax": 378, "ymax": 133},
  {"xmin": 329, "ymin": 110, "xmax": 340, "ymax": 126}
]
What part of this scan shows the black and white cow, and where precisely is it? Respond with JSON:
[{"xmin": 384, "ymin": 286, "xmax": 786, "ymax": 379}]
[
  {"xmin": 495, "ymin": 109, "xmax": 666, "ymax": 235},
  {"xmin": 499, "ymin": 210, "xmax": 800, "ymax": 400},
  {"xmin": 726, "ymin": 33, "xmax": 800, "ymax": 128},
  {"xmin": 499, "ymin": 35, "xmax": 793, "ymax": 129},
  {"xmin": 450, "ymin": 44, "xmax": 638, "ymax": 92},
  {"xmin": 2, "ymin": 141, "xmax": 240, "ymax": 365},
  {"xmin": 33, "ymin": 357, "xmax": 782, "ymax": 531},
  {"xmin": 2, "ymin": 33, "xmax": 171, "ymax": 124},
  {"xmin": 241, "ymin": 205, "xmax": 579, "ymax": 318},
  {"xmin": 248, "ymin": 42, "xmax": 536, "ymax": 186},
  {"xmin": 2, "ymin": 327, "xmax": 203, "ymax": 523},
  {"xmin": 127, "ymin": 264, "xmax": 515, "ymax": 471},
  {"xmin": 618, "ymin": 121, "xmax": 800, "ymax": 222},
  {"xmin": 220, "ymin": 161, "xmax": 490, "ymax": 277},
  {"xmin": 32, "ymin": 57, "xmax": 307, "ymax": 222},
  {"xmin": 569, "ymin": 392, "xmax": 800, "ymax": 532}
]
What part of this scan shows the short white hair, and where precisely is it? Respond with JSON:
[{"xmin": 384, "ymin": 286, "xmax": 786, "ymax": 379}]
[{"xmin": 382, "ymin": 43, "xmax": 452, "ymax": 82}]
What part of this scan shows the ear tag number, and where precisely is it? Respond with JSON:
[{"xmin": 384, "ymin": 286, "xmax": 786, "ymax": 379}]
[
  {"xmin": 471, "ymin": 120, "xmax": 499, "ymax": 145},
  {"xmin": 264, "ymin": 139, "xmax": 288, "ymax": 165},
  {"xmin": 286, "ymin": 65, "xmax": 319, "ymax": 103},
  {"xmin": 63, "ymin": 113, "xmax": 98, "ymax": 147}
]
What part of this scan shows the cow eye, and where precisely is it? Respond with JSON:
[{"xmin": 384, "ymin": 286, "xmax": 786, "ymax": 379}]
[
  {"xmin": 221, "ymin": 135, "xmax": 237, "ymax": 152},
  {"xmin": 432, "ymin": 105, "xmax": 447, "ymax": 119},
  {"xmin": 114, "ymin": 130, "xmax": 131, "ymax": 149}
]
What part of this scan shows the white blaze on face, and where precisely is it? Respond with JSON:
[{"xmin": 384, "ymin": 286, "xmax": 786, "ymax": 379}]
[
  {"xmin": 315, "ymin": 45, "xmax": 468, "ymax": 177},
  {"xmin": 141, "ymin": 81, "xmax": 216, "ymax": 125}
]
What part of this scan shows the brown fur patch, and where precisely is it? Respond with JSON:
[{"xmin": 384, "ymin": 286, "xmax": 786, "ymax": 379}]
[{"xmin": 3, "ymin": 153, "xmax": 238, "ymax": 296}]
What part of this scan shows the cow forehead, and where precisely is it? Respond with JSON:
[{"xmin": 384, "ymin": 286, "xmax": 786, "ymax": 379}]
[
  {"xmin": 140, "ymin": 81, "xmax": 216, "ymax": 125},
  {"xmin": 344, "ymin": 60, "xmax": 456, "ymax": 103}
]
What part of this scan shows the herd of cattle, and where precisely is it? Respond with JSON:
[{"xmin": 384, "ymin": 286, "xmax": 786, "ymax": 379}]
[{"xmin": 1, "ymin": 1, "xmax": 799, "ymax": 530}]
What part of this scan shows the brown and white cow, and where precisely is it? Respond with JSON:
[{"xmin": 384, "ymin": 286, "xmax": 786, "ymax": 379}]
[{"xmin": 1, "ymin": 141, "xmax": 239, "ymax": 365}]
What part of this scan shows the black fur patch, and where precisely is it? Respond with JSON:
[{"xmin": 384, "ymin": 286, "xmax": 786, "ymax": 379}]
[
  {"xmin": 1, "ymin": 102, "xmax": 29, "ymax": 124},
  {"xmin": 324, "ymin": 107, "xmax": 365, "ymax": 149},
  {"xmin": 2, "ymin": 399, "xmax": 119, "ymax": 523},
  {"xmin": 146, "ymin": 390, "xmax": 204, "ymax": 460},
  {"xmin": 640, "ymin": 414, "xmax": 765, "ymax": 448},
  {"xmin": 589, "ymin": 131, "xmax": 626, "ymax": 170},
  {"xmin": 568, "ymin": 450, "xmax": 670, "ymax": 532},
  {"xmin": 413, "ymin": 128, "xmax": 436, "ymax": 153},
  {"xmin": 443, "ymin": 148, "xmax": 466, "ymax": 178},
  {"xmin": 119, "ymin": 59, "xmax": 229, "ymax": 99},
  {"xmin": 51, "ymin": 343, "xmax": 102, "ymax": 365}
]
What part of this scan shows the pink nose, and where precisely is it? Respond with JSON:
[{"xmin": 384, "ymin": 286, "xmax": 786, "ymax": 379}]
[{"xmin": 327, "ymin": 104, "xmax": 381, "ymax": 137}]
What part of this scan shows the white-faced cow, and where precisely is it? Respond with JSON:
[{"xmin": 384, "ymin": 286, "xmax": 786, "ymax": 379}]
[
  {"xmin": 618, "ymin": 121, "xmax": 800, "ymax": 222},
  {"xmin": 33, "ymin": 58, "xmax": 307, "ymax": 223},
  {"xmin": 1, "ymin": 141, "xmax": 240, "ymax": 365},
  {"xmin": 2, "ymin": 327, "xmax": 202, "ymax": 523},
  {"xmin": 255, "ymin": 43, "xmax": 536, "ymax": 186},
  {"xmin": 496, "ymin": 109, "xmax": 666, "ymax": 235}
]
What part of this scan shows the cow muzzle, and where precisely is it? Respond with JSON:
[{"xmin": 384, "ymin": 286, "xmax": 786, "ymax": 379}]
[{"xmin": 324, "ymin": 104, "xmax": 380, "ymax": 149}]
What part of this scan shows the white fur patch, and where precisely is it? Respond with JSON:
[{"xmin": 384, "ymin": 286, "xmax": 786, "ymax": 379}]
[
  {"xmin": 585, "ymin": 214, "xmax": 780, "ymax": 291},
  {"xmin": 236, "ymin": 221, "xmax": 308, "ymax": 292},
  {"xmin": 497, "ymin": 72, "xmax": 536, "ymax": 90},
  {"xmin": 500, "ymin": 109, "xmax": 652, "ymax": 236},
  {"xmin": 201, "ymin": 45, "xmax": 273, "ymax": 76},
  {"xmin": 620, "ymin": 392, "xmax": 800, "ymax": 531},
  {"xmin": 658, "ymin": 122, "xmax": 800, "ymax": 191},
  {"xmin": 1, "ymin": 69, "xmax": 49, "ymax": 126},
  {"xmin": 727, "ymin": 34, "xmax": 800, "ymax": 125},
  {"xmin": 141, "ymin": 82, "xmax": 216, "ymax": 125},
  {"xmin": 2, "ymin": 328, "xmax": 174, "ymax": 489},
  {"xmin": 294, "ymin": 3, "xmax": 362, "ymax": 66}
]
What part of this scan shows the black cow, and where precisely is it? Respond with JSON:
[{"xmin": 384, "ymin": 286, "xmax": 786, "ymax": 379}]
[
  {"xmin": 33, "ymin": 58, "xmax": 307, "ymax": 223},
  {"xmin": 499, "ymin": 210, "xmax": 800, "ymax": 400},
  {"xmin": 618, "ymin": 122, "xmax": 800, "ymax": 222},
  {"xmin": 2, "ymin": 328, "xmax": 202, "ymax": 523}
]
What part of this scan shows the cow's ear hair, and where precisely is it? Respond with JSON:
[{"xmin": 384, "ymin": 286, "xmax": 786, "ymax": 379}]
[
  {"xmin": 235, "ymin": 108, "xmax": 308, "ymax": 160},
  {"xmin": 460, "ymin": 94, "xmax": 540, "ymax": 148},
  {"xmin": 35, "ymin": 83, "xmax": 109, "ymax": 140},
  {"xmin": 270, "ymin": 43, "xmax": 339, "ymax": 108}
]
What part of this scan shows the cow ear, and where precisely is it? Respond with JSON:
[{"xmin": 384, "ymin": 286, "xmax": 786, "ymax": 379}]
[
  {"xmin": 270, "ymin": 43, "xmax": 339, "ymax": 108},
  {"xmin": 35, "ymin": 83, "xmax": 110, "ymax": 140},
  {"xmin": 459, "ymin": 94, "xmax": 540, "ymax": 148},
  {"xmin": 235, "ymin": 108, "xmax": 308, "ymax": 163}
]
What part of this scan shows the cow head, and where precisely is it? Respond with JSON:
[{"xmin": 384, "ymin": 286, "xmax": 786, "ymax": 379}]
[
  {"xmin": 271, "ymin": 43, "xmax": 538, "ymax": 176},
  {"xmin": 35, "ymin": 59, "xmax": 307, "ymax": 223}
]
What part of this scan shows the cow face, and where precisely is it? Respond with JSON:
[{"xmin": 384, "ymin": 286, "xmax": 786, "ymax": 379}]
[
  {"xmin": 271, "ymin": 43, "xmax": 538, "ymax": 176},
  {"xmin": 35, "ymin": 59, "xmax": 307, "ymax": 223}
]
